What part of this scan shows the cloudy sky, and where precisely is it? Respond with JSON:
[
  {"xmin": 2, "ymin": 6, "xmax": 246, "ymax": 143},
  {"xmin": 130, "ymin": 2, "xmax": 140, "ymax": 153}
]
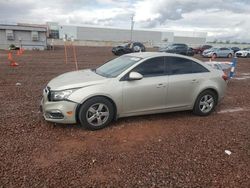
[{"xmin": 0, "ymin": 0, "xmax": 250, "ymax": 42}]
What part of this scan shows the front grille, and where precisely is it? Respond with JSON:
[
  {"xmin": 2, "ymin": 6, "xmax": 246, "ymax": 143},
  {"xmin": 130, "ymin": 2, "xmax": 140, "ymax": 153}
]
[{"xmin": 236, "ymin": 53, "xmax": 242, "ymax": 56}]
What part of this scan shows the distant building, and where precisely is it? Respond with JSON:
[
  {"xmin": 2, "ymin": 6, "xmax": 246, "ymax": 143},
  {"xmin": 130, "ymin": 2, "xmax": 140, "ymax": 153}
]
[
  {"xmin": 57, "ymin": 24, "xmax": 207, "ymax": 46},
  {"xmin": 0, "ymin": 24, "xmax": 47, "ymax": 50},
  {"xmin": 46, "ymin": 22, "xmax": 59, "ymax": 39}
]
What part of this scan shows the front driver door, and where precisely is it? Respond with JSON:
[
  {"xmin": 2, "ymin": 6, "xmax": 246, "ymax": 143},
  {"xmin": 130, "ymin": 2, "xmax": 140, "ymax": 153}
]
[{"xmin": 122, "ymin": 57, "xmax": 168, "ymax": 115}]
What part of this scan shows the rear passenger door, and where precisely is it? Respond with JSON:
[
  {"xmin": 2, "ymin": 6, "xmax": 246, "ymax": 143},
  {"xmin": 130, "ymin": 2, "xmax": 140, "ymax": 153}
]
[
  {"xmin": 165, "ymin": 56, "xmax": 209, "ymax": 108},
  {"xmin": 219, "ymin": 48, "xmax": 228, "ymax": 57}
]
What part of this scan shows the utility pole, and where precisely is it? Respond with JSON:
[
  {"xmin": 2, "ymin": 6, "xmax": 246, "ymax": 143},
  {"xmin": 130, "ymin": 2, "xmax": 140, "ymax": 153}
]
[{"xmin": 130, "ymin": 14, "xmax": 134, "ymax": 42}]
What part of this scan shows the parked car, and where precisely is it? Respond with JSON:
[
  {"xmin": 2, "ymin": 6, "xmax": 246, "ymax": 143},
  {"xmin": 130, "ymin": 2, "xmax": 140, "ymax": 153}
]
[
  {"xmin": 159, "ymin": 43, "xmax": 194, "ymax": 56},
  {"xmin": 9, "ymin": 44, "xmax": 20, "ymax": 50},
  {"xmin": 112, "ymin": 42, "xmax": 146, "ymax": 55},
  {"xmin": 41, "ymin": 52, "xmax": 227, "ymax": 130},
  {"xmin": 193, "ymin": 45, "xmax": 213, "ymax": 54},
  {"xmin": 202, "ymin": 47, "xmax": 234, "ymax": 58},
  {"xmin": 235, "ymin": 48, "xmax": 250, "ymax": 58},
  {"xmin": 187, "ymin": 47, "xmax": 195, "ymax": 56},
  {"xmin": 230, "ymin": 47, "xmax": 241, "ymax": 53}
]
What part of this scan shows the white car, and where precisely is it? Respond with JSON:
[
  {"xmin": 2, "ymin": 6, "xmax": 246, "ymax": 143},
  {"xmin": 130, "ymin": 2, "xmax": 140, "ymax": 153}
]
[{"xmin": 235, "ymin": 48, "xmax": 250, "ymax": 58}]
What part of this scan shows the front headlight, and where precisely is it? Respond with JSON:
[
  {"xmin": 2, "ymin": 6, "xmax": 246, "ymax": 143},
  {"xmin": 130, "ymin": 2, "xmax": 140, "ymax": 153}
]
[{"xmin": 50, "ymin": 89, "xmax": 77, "ymax": 101}]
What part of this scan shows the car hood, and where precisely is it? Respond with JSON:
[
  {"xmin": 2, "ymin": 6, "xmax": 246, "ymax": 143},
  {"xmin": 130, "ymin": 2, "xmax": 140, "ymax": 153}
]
[
  {"xmin": 236, "ymin": 50, "xmax": 250, "ymax": 53},
  {"xmin": 47, "ymin": 69, "xmax": 107, "ymax": 91},
  {"xmin": 203, "ymin": 49, "xmax": 215, "ymax": 53}
]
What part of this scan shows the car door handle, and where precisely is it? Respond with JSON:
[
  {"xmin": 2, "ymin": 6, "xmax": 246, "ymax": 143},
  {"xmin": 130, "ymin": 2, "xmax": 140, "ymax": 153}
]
[
  {"xmin": 156, "ymin": 83, "xmax": 165, "ymax": 88},
  {"xmin": 191, "ymin": 79, "xmax": 198, "ymax": 83}
]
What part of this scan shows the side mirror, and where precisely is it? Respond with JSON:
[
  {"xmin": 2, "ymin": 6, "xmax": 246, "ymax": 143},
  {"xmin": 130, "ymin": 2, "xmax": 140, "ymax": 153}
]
[{"xmin": 128, "ymin": 72, "xmax": 143, "ymax": 81}]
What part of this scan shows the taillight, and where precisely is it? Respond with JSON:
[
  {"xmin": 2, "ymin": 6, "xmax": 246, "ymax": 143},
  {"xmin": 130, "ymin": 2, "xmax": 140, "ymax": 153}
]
[{"xmin": 222, "ymin": 73, "xmax": 228, "ymax": 81}]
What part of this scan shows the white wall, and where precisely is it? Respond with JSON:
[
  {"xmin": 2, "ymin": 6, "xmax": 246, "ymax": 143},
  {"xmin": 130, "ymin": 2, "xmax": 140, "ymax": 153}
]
[
  {"xmin": 59, "ymin": 25, "xmax": 77, "ymax": 40},
  {"xmin": 58, "ymin": 25, "xmax": 210, "ymax": 46},
  {"xmin": 76, "ymin": 26, "xmax": 163, "ymax": 43}
]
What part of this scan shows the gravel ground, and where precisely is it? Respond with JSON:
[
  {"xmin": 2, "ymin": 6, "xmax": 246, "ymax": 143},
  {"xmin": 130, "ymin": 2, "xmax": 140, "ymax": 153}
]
[{"xmin": 0, "ymin": 46, "xmax": 250, "ymax": 187}]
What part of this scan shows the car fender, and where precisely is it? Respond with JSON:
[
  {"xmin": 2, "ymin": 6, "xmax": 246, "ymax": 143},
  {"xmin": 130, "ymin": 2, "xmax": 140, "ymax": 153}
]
[
  {"xmin": 191, "ymin": 78, "xmax": 222, "ymax": 107},
  {"xmin": 68, "ymin": 83, "xmax": 123, "ymax": 115}
]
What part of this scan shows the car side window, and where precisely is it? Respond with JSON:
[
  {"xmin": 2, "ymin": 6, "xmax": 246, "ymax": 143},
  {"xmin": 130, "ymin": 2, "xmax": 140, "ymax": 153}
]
[
  {"xmin": 176, "ymin": 46, "xmax": 183, "ymax": 50},
  {"xmin": 133, "ymin": 57, "xmax": 165, "ymax": 77},
  {"xmin": 166, "ymin": 57, "xmax": 208, "ymax": 75},
  {"xmin": 192, "ymin": 62, "xmax": 209, "ymax": 73}
]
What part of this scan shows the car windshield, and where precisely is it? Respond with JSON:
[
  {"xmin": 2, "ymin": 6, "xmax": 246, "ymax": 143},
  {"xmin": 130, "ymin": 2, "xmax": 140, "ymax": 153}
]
[
  {"xmin": 121, "ymin": 43, "xmax": 130, "ymax": 47},
  {"xmin": 167, "ymin": 45, "xmax": 176, "ymax": 49},
  {"xmin": 243, "ymin": 48, "xmax": 250, "ymax": 51},
  {"xmin": 95, "ymin": 56, "xmax": 142, "ymax": 78}
]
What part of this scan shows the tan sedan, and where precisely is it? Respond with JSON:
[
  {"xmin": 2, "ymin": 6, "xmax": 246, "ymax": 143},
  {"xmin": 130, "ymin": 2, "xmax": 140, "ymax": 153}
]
[{"xmin": 41, "ymin": 52, "xmax": 227, "ymax": 130}]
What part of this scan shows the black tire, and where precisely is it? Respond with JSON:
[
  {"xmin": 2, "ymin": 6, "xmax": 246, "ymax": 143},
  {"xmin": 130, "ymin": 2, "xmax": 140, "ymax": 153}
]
[
  {"xmin": 193, "ymin": 90, "xmax": 217, "ymax": 116},
  {"xmin": 213, "ymin": 53, "xmax": 217, "ymax": 58},
  {"xmin": 78, "ymin": 97, "xmax": 115, "ymax": 130},
  {"xmin": 228, "ymin": 53, "xmax": 233, "ymax": 58}
]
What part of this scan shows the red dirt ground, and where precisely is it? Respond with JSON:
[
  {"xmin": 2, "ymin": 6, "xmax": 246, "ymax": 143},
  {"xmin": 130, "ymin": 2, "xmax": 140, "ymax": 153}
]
[{"xmin": 0, "ymin": 46, "xmax": 250, "ymax": 187}]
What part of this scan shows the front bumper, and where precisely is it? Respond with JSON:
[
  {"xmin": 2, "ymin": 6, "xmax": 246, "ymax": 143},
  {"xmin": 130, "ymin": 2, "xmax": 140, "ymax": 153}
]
[
  {"xmin": 40, "ymin": 90, "xmax": 78, "ymax": 124},
  {"xmin": 235, "ymin": 53, "xmax": 246, "ymax": 57}
]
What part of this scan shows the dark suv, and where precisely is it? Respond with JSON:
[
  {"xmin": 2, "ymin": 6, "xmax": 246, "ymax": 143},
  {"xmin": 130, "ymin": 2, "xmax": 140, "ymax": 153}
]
[
  {"xmin": 112, "ymin": 42, "xmax": 146, "ymax": 56},
  {"xmin": 159, "ymin": 43, "xmax": 194, "ymax": 56}
]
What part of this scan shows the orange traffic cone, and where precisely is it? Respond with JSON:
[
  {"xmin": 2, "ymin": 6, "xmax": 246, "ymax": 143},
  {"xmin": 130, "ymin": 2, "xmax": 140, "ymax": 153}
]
[
  {"xmin": 8, "ymin": 52, "xmax": 19, "ymax": 67},
  {"xmin": 10, "ymin": 60, "xmax": 19, "ymax": 67},
  {"xmin": 8, "ymin": 52, "xmax": 12, "ymax": 60}
]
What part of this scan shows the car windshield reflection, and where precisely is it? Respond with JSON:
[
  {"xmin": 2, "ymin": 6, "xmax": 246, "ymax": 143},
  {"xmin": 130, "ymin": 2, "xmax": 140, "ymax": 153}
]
[{"xmin": 95, "ymin": 56, "xmax": 142, "ymax": 78}]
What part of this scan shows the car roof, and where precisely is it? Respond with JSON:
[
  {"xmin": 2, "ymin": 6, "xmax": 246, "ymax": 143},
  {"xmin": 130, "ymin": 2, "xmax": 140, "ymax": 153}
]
[
  {"xmin": 124, "ymin": 52, "xmax": 213, "ymax": 71},
  {"xmin": 124, "ymin": 52, "xmax": 192, "ymax": 59}
]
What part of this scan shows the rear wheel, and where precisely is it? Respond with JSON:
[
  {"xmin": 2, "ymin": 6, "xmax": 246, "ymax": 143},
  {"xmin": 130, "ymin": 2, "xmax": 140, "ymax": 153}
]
[
  {"xmin": 212, "ymin": 53, "xmax": 217, "ymax": 58},
  {"xmin": 228, "ymin": 53, "xmax": 233, "ymax": 58},
  {"xmin": 193, "ymin": 90, "xmax": 217, "ymax": 116},
  {"xmin": 78, "ymin": 97, "xmax": 114, "ymax": 130}
]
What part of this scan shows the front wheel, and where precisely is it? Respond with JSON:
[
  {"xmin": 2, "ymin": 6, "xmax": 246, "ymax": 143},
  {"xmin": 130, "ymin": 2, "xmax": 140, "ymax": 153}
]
[
  {"xmin": 116, "ymin": 50, "xmax": 125, "ymax": 56},
  {"xmin": 133, "ymin": 45, "xmax": 141, "ymax": 52},
  {"xmin": 193, "ymin": 90, "xmax": 217, "ymax": 116},
  {"xmin": 78, "ymin": 97, "xmax": 115, "ymax": 130},
  {"xmin": 228, "ymin": 53, "xmax": 233, "ymax": 58},
  {"xmin": 212, "ymin": 53, "xmax": 217, "ymax": 58}
]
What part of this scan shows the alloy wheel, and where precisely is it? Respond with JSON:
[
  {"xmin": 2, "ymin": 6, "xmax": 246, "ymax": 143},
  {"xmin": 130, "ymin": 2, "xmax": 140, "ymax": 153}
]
[
  {"xmin": 199, "ymin": 94, "xmax": 214, "ymax": 113},
  {"xmin": 86, "ymin": 103, "xmax": 110, "ymax": 126}
]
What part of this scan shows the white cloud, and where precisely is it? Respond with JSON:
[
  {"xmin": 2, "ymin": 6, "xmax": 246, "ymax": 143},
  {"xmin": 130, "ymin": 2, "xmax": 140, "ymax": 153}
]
[{"xmin": 0, "ymin": 0, "xmax": 249, "ymax": 42}]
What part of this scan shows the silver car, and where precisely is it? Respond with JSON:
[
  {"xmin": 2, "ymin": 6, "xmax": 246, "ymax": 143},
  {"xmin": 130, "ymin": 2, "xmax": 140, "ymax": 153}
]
[
  {"xmin": 202, "ymin": 47, "xmax": 234, "ymax": 58},
  {"xmin": 41, "ymin": 52, "xmax": 227, "ymax": 130}
]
